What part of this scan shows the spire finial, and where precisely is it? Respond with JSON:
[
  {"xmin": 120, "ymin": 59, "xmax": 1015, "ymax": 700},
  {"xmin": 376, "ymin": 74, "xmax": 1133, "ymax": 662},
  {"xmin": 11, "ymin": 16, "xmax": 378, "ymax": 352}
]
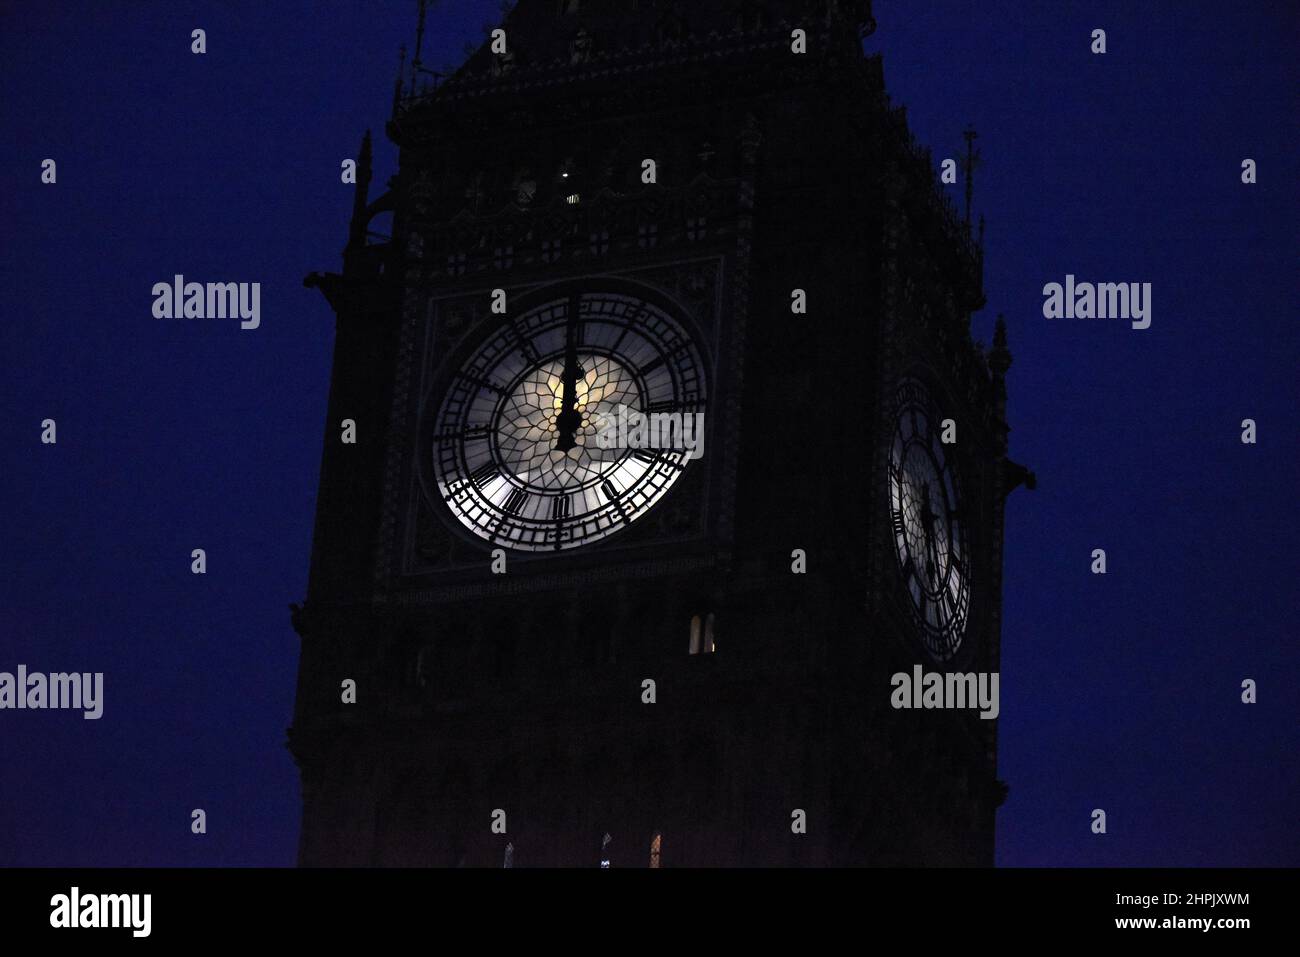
[
  {"xmin": 348, "ymin": 130, "xmax": 374, "ymax": 249},
  {"xmin": 392, "ymin": 44, "xmax": 407, "ymax": 115},
  {"xmin": 988, "ymin": 314, "xmax": 1012, "ymax": 377},
  {"xmin": 413, "ymin": 0, "xmax": 428, "ymax": 75},
  {"xmin": 859, "ymin": 1, "xmax": 878, "ymax": 37}
]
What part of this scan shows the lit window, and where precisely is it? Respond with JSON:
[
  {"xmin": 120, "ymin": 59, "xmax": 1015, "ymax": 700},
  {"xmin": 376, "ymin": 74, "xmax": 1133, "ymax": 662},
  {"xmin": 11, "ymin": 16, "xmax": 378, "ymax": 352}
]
[
  {"xmin": 503, "ymin": 842, "xmax": 514, "ymax": 868},
  {"xmin": 649, "ymin": 832, "xmax": 662, "ymax": 868},
  {"xmin": 600, "ymin": 831, "xmax": 613, "ymax": 868},
  {"xmin": 690, "ymin": 614, "xmax": 716, "ymax": 654}
]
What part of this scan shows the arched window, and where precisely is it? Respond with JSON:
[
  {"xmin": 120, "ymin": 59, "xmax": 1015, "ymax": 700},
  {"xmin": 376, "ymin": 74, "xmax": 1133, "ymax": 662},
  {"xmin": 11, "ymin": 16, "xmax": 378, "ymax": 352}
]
[
  {"xmin": 503, "ymin": 842, "xmax": 514, "ymax": 868},
  {"xmin": 570, "ymin": 27, "xmax": 593, "ymax": 64},
  {"xmin": 649, "ymin": 832, "xmax": 662, "ymax": 868},
  {"xmin": 689, "ymin": 613, "xmax": 716, "ymax": 654}
]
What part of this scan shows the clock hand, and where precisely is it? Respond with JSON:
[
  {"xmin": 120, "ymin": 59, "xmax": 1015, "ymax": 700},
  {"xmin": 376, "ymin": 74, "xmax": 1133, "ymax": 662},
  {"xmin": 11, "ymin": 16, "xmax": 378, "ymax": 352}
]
[
  {"xmin": 554, "ymin": 295, "xmax": 584, "ymax": 453},
  {"xmin": 919, "ymin": 483, "xmax": 941, "ymax": 586}
]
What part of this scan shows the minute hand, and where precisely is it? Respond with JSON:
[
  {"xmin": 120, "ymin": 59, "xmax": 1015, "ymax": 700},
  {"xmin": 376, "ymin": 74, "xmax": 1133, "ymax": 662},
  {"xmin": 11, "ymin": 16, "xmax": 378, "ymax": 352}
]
[{"xmin": 554, "ymin": 295, "xmax": 583, "ymax": 452}]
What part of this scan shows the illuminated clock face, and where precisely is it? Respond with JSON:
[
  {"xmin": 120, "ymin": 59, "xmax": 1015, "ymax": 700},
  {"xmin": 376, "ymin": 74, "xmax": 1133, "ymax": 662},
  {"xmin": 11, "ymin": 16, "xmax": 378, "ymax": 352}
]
[
  {"xmin": 431, "ymin": 289, "xmax": 707, "ymax": 551},
  {"xmin": 888, "ymin": 378, "xmax": 971, "ymax": 660}
]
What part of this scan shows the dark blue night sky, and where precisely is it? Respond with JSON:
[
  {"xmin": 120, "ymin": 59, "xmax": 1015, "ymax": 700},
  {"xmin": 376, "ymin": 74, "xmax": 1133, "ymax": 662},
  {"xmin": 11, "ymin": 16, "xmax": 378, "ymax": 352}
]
[{"xmin": 2, "ymin": 1, "xmax": 1296, "ymax": 867}]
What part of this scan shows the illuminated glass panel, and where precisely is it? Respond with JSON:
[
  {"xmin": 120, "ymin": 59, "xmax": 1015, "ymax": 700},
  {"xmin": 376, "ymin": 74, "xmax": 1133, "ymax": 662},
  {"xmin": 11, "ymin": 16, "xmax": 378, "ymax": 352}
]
[
  {"xmin": 887, "ymin": 378, "xmax": 971, "ymax": 660},
  {"xmin": 432, "ymin": 290, "xmax": 707, "ymax": 551}
]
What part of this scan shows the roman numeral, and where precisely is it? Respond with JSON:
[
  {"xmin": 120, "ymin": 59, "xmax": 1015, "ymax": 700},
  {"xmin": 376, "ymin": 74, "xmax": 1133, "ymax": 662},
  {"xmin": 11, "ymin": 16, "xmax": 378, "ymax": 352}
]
[
  {"xmin": 891, "ymin": 509, "xmax": 905, "ymax": 534},
  {"xmin": 550, "ymin": 495, "xmax": 571, "ymax": 520},
  {"xmin": 470, "ymin": 461, "xmax": 498, "ymax": 487},
  {"xmin": 439, "ymin": 423, "xmax": 491, "ymax": 445},
  {"xmin": 501, "ymin": 320, "xmax": 539, "ymax": 362},
  {"xmin": 459, "ymin": 374, "xmax": 504, "ymax": 396},
  {"xmin": 643, "ymin": 342, "xmax": 693, "ymax": 378},
  {"xmin": 635, "ymin": 448, "xmax": 686, "ymax": 471},
  {"xmin": 608, "ymin": 306, "xmax": 657, "ymax": 351},
  {"xmin": 502, "ymin": 487, "xmax": 528, "ymax": 515},
  {"xmin": 568, "ymin": 292, "xmax": 585, "ymax": 345},
  {"xmin": 645, "ymin": 400, "xmax": 687, "ymax": 414},
  {"xmin": 600, "ymin": 480, "xmax": 631, "ymax": 523}
]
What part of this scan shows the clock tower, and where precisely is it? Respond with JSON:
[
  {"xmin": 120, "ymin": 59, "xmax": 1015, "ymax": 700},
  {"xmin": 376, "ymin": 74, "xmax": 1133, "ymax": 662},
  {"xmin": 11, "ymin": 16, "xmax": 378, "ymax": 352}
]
[{"xmin": 291, "ymin": 0, "xmax": 1032, "ymax": 867}]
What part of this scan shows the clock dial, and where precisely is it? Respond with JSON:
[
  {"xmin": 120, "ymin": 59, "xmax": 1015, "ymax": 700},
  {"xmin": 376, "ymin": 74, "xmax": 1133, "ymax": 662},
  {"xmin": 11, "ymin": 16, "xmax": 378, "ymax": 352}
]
[
  {"xmin": 888, "ymin": 378, "xmax": 971, "ymax": 660},
  {"xmin": 431, "ymin": 289, "xmax": 707, "ymax": 551}
]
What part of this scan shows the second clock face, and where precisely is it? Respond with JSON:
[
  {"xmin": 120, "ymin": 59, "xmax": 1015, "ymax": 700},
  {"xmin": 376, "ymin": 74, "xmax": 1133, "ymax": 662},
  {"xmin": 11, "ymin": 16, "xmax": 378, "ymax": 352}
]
[
  {"xmin": 888, "ymin": 378, "xmax": 971, "ymax": 661},
  {"xmin": 431, "ymin": 288, "xmax": 707, "ymax": 551}
]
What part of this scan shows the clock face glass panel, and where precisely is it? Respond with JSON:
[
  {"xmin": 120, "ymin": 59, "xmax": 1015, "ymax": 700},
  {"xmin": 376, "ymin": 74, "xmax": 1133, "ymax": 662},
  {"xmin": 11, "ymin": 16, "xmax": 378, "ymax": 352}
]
[
  {"xmin": 431, "ymin": 289, "xmax": 707, "ymax": 551},
  {"xmin": 888, "ymin": 378, "xmax": 971, "ymax": 660}
]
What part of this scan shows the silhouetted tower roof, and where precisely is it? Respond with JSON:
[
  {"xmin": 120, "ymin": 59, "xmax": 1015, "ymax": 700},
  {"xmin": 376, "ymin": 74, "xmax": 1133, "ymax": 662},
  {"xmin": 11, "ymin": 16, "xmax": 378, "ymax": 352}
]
[
  {"xmin": 393, "ymin": 0, "xmax": 877, "ymax": 103},
  {"xmin": 472, "ymin": 0, "xmax": 877, "ymax": 63}
]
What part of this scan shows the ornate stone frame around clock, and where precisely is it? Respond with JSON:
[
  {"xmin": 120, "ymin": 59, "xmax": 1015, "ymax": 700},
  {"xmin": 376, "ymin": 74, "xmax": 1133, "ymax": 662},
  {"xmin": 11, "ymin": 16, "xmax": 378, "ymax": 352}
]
[{"xmin": 374, "ymin": 251, "xmax": 749, "ymax": 605}]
